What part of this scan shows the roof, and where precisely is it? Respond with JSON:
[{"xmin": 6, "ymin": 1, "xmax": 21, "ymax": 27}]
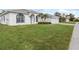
[
  {"xmin": 0, "ymin": 9, "xmax": 59, "ymax": 19},
  {"xmin": 0, "ymin": 9, "xmax": 39, "ymax": 16}
]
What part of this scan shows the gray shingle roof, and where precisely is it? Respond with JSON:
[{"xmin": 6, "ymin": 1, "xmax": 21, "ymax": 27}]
[
  {"xmin": 0, "ymin": 9, "xmax": 59, "ymax": 19},
  {"xmin": 7, "ymin": 9, "xmax": 38, "ymax": 14},
  {"xmin": 0, "ymin": 9, "xmax": 39, "ymax": 16}
]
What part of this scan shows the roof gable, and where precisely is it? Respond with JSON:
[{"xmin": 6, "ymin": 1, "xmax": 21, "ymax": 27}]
[{"xmin": 0, "ymin": 9, "xmax": 39, "ymax": 16}]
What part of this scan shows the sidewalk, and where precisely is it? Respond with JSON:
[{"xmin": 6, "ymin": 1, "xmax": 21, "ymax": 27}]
[
  {"xmin": 69, "ymin": 23, "xmax": 79, "ymax": 50},
  {"xmin": 58, "ymin": 23, "xmax": 74, "ymax": 26}
]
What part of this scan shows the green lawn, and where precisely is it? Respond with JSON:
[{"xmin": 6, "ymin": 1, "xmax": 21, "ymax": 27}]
[{"xmin": 0, "ymin": 24, "xmax": 73, "ymax": 50}]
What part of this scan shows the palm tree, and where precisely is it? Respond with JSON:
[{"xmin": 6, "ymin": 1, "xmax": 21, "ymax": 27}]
[
  {"xmin": 54, "ymin": 12, "xmax": 61, "ymax": 17},
  {"xmin": 38, "ymin": 13, "xmax": 44, "ymax": 22},
  {"xmin": 38, "ymin": 13, "xmax": 43, "ymax": 17},
  {"xmin": 69, "ymin": 13, "xmax": 75, "ymax": 21},
  {"xmin": 43, "ymin": 14, "xmax": 49, "ymax": 22}
]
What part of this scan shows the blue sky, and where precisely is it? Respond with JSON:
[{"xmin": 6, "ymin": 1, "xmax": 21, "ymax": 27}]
[{"xmin": 34, "ymin": 9, "xmax": 79, "ymax": 17}]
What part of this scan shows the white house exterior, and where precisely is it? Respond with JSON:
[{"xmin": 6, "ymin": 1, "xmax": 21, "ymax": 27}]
[
  {"xmin": 66, "ymin": 15, "xmax": 70, "ymax": 22},
  {"xmin": 49, "ymin": 15, "xmax": 59, "ymax": 24},
  {"xmin": 0, "ymin": 9, "xmax": 59, "ymax": 26}
]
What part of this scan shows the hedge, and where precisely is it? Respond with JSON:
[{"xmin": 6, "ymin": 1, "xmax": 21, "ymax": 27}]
[{"xmin": 38, "ymin": 22, "xmax": 51, "ymax": 24}]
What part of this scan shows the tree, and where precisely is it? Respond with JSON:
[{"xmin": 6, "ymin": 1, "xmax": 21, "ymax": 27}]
[
  {"xmin": 54, "ymin": 12, "xmax": 65, "ymax": 22},
  {"xmin": 38, "ymin": 13, "xmax": 44, "ymax": 21},
  {"xmin": 69, "ymin": 13, "xmax": 75, "ymax": 21},
  {"xmin": 54, "ymin": 12, "xmax": 61, "ymax": 17},
  {"xmin": 43, "ymin": 14, "xmax": 49, "ymax": 22},
  {"xmin": 38, "ymin": 13, "xmax": 43, "ymax": 17},
  {"xmin": 54, "ymin": 12, "xmax": 66, "ymax": 22},
  {"xmin": 59, "ymin": 16, "xmax": 66, "ymax": 22},
  {"xmin": 37, "ymin": 13, "xmax": 49, "ymax": 22}
]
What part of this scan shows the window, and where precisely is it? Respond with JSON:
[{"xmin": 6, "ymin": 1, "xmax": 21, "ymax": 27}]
[{"xmin": 16, "ymin": 13, "xmax": 25, "ymax": 23}]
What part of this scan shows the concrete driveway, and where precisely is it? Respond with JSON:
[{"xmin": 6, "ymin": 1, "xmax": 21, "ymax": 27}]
[{"xmin": 69, "ymin": 23, "xmax": 79, "ymax": 50}]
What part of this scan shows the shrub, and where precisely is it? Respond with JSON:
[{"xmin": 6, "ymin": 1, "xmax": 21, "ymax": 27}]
[
  {"xmin": 59, "ymin": 16, "xmax": 66, "ymax": 22},
  {"xmin": 74, "ymin": 19, "xmax": 79, "ymax": 22},
  {"xmin": 38, "ymin": 22, "xmax": 51, "ymax": 24}
]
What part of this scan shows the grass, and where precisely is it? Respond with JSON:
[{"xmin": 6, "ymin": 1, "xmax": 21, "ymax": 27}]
[{"xmin": 0, "ymin": 24, "xmax": 73, "ymax": 50}]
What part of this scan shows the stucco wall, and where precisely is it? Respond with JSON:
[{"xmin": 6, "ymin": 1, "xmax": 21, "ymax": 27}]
[
  {"xmin": 5, "ymin": 14, "xmax": 9, "ymax": 24},
  {"xmin": 0, "ymin": 14, "xmax": 9, "ymax": 24},
  {"xmin": 0, "ymin": 13, "xmax": 59, "ymax": 26},
  {"xmin": 37, "ymin": 17, "xmax": 59, "ymax": 24},
  {"xmin": 8, "ymin": 13, "xmax": 31, "ymax": 26},
  {"xmin": 66, "ymin": 19, "xmax": 69, "ymax": 22},
  {"xmin": 0, "ymin": 16, "xmax": 5, "ymax": 24},
  {"xmin": 51, "ymin": 18, "xmax": 59, "ymax": 24},
  {"xmin": 25, "ymin": 15, "xmax": 31, "ymax": 24},
  {"xmin": 8, "ymin": 13, "xmax": 16, "ymax": 25}
]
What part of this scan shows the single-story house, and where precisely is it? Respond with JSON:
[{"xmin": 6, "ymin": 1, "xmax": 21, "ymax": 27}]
[{"xmin": 0, "ymin": 9, "xmax": 59, "ymax": 26}]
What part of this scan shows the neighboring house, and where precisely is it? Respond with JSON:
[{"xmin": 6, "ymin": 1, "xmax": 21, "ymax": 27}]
[
  {"xmin": 66, "ymin": 15, "xmax": 70, "ymax": 22},
  {"xmin": 47, "ymin": 14, "xmax": 59, "ymax": 23},
  {"xmin": 0, "ymin": 9, "xmax": 59, "ymax": 26},
  {"xmin": 76, "ymin": 17, "xmax": 79, "ymax": 20},
  {"xmin": 60, "ymin": 13, "xmax": 70, "ymax": 22}
]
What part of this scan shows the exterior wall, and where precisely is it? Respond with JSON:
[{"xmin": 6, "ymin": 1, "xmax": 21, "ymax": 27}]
[
  {"xmin": 5, "ymin": 14, "xmax": 9, "ymax": 24},
  {"xmin": 45, "ymin": 18, "xmax": 51, "ymax": 22},
  {"xmin": 38, "ymin": 17, "xmax": 42, "ymax": 22},
  {"xmin": 0, "ymin": 16, "xmax": 5, "ymax": 24},
  {"xmin": 0, "ymin": 12, "xmax": 59, "ymax": 26},
  {"xmin": 66, "ymin": 19, "xmax": 69, "ymax": 22},
  {"xmin": 25, "ymin": 15, "xmax": 31, "ymax": 24},
  {"xmin": 37, "ymin": 17, "xmax": 51, "ymax": 22},
  {"xmin": 0, "ymin": 13, "xmax": 38, "ymax": 26},
  {"xmin": 0, "ymin": 14, "xmax": 9, "ymax": 25},
  {"xmin": 8, "ymin": 13, "xmax": 17, "ymax": 25},
  {"xmin": 37, "ymin": 17, "xmax": 59, "ymax": 24},
  {"xmin": 8, "ymin": 13, "xmax": 31, "ymax": 26},
  {"xmin": 66, "ymin": 16, "xmax": 70, "ymax": 22},
  {"xmin": 0, "ymin": 17, "xmax": 1, "ymax": 23},
  {"xmin": 50, "ymin": 18, "xmax": 59, "ymax": 24}
]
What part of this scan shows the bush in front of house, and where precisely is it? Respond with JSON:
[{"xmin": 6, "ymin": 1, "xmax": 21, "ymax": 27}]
[
  {"xmin": 74, "ymin": 19, "xmax": 79, "ymax": 22},
  {"xmin": 38, "ymin": 22, "xmax": 51, "ymax": 24},
  {"xmin": 59, "ymin": 16, "xmax": 66, "ymax": 22}
]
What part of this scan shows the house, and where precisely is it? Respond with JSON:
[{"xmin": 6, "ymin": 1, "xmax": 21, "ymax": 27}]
[
  {"xmin": 76, "ymin": 17, "xmax": 79, "ymax": 20},
  {"xmin": 0, "ymin": 9, "xmax": 59, "ymax": 26},
  {"xmin": 65, "ymin": 15, "xmax": 70, "ymax": 22},
  {"xmin": 47, "ymin": 14, "xmax": 59, "ymax": 23}
]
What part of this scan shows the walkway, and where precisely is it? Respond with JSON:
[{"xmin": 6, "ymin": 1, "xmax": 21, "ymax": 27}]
[
  {"xmin": 69, "ymin": 23, "xmax": 79, "ymax": 50},
  {"xmin": 58, "ymin": 23, "xmax": 74, "ymax": 26}
]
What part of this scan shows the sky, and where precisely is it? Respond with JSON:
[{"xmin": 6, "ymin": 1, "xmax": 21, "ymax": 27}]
[{"xmin": 34, "ymin": 9, "xmax": 79, "ymax": 17}]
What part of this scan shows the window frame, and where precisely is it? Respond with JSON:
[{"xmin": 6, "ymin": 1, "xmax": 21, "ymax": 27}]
[{"xmin": 16, "ymin": 13, "xmax": 25, "ymax": 23}]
